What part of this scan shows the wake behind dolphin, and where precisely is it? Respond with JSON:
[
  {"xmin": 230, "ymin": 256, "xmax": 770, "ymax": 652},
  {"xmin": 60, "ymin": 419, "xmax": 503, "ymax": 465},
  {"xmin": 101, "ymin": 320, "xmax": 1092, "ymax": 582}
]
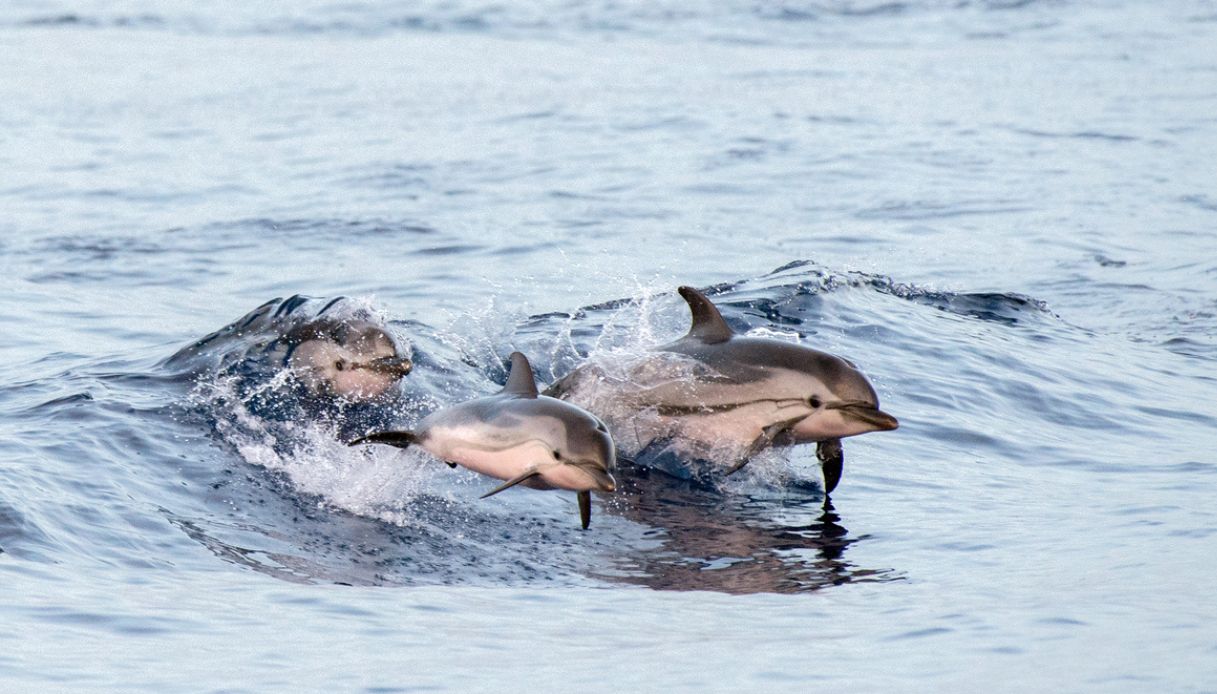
[{"xmin": 547, "ymin": 286, "xmax": 898, "ymax": 493}]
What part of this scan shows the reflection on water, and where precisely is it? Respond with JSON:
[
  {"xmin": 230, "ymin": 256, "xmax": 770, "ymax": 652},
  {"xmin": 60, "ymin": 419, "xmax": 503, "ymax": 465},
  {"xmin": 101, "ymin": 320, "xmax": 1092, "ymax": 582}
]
[
  {"xmin": 168, "ymin": 514, "xmax": 320, "ymax": 585},
  {"xmin": 600, "ymin": 464, "xmax": 900, "ymax": 594},
  {"xmin": 164, "ymin": 455, "xmax": 899, "ymax": 595}
]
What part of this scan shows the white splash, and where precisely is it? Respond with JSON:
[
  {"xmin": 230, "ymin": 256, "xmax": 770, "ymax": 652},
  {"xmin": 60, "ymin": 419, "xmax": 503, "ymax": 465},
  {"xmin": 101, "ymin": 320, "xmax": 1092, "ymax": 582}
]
[
  {"xmin": 195, "ymin": 372, "xmax": 445, "ymax": 525},
  {"xmin": 185, "ymin": 293, "xmax": 448, "ymax": 526}
]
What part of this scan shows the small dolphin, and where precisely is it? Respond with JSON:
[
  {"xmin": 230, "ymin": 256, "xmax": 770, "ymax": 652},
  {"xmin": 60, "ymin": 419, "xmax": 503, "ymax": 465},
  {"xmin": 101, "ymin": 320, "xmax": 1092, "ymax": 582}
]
[
  {"xmin": 547, "ymin": 286, "xmax": 897, "ymax": 494},
  {"xmin": 350, "ymin": 352, "xmax": 617, "ymax": 529},
  {"xmin": 285, "ymin": 319, "xmax": 413, "ymax": 401}
]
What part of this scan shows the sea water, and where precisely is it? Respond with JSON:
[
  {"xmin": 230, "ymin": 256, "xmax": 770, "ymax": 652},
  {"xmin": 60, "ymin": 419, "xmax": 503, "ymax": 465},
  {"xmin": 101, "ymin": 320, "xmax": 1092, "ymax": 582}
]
[{"xmin": 2, "ymin": 1, "xmax": 1216, "ymax": 691}]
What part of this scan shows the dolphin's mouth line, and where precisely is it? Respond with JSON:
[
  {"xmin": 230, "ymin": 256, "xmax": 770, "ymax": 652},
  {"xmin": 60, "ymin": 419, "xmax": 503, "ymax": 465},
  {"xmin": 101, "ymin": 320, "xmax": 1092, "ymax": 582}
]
[
  {"xmin": 823, "ymin": 399, "xmax": 873, "ymax": 410},
  {"xmin": 826, "ymin": 400, "xmax": 899, "ymax": 430},
  {"xmin": 567, "ymin": 460, "xmax": 617, "ymax": 492},
  {"xmin": 357, "ymin": 356, "xmax": 413, "ymax": 376}
]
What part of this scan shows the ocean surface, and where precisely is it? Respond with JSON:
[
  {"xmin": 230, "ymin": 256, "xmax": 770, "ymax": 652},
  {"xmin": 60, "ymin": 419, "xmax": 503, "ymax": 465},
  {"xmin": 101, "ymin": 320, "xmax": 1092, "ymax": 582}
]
[{"xmin": 3, "ymin": 1, "xmax": 1217, "ymax": 691}]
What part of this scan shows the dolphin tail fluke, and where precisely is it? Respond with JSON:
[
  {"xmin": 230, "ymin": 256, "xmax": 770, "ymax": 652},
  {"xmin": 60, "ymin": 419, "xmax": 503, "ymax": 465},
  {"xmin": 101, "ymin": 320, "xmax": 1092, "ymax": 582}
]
[
  {"xmin": 577, "ymin": 490, "xmax": 591, "ymax": 530},
  {"xmin": 479, "ymin": 469, "xmax": 541, "ymax": 499},
  {"xmin": 348, "ymin": 431, "xmax": 418, "ymax": 448},
  {"xmin": 817, "ymin": 438, "xmax": 844, "ymax": 495}
]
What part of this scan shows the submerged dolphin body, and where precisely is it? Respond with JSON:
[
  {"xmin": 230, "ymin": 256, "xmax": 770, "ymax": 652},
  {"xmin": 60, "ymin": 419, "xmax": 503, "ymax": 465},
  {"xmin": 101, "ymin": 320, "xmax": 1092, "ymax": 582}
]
[
  {"xmin": 350, "ymin": 352, "xmax": 617, "ymax": 529},
  {"xmin": 546, "ymin": 286, "xmax": 898, "ymax": 494}
]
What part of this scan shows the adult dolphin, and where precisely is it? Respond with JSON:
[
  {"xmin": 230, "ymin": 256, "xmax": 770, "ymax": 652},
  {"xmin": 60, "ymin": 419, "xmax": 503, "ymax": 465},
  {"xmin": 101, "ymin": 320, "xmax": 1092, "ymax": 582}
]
[
  {"xmin": 546, "ymin": 286, "xmax": 897, "ymax": 494},
  {"xmin": 351, "ymin": 352, "xmax": 617, "ymax": 529}
]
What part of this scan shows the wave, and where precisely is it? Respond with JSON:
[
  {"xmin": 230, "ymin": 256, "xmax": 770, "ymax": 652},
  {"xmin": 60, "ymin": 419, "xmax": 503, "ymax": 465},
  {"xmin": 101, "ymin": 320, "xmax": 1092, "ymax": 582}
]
[
  {"xmin": 5, "ymin": 260, "xmax": 1094, "ymax": 592},
  {"xmin": 4, "ymin": 0, "xmax": 1073, "ymax": 41},
  {"xmin": 154, "ymin": 264, "xmax": 977, "ymax": 590},
  {"xmin": 517, "ymin": 260, "xmax": 1056, "ymax": 352}
]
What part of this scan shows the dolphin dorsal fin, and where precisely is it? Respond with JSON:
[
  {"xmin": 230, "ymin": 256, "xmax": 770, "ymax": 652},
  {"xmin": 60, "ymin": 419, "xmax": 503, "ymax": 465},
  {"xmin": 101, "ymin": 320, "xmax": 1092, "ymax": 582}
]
[
  {"xmin": 678, "ymin": 286, "xmax": 733, "ymax": 344},
  {"xmin": 502, "ymin": 352, "xmax": 539, "ymax": 398}
]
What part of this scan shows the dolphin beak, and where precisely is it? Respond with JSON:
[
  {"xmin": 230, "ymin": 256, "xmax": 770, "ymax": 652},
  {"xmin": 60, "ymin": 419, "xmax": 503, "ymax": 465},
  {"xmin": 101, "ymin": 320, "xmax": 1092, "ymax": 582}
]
[
  {"xmin": 361, "ymin": 356, "xmax": 413, "ymax": 378},
  {"xmin": 571, "ymin": 461, "xmax": 617, "ymax": 492},
  {"xmin": 827, "ymin": 401, "xmax": 899, "ymax": 432}
]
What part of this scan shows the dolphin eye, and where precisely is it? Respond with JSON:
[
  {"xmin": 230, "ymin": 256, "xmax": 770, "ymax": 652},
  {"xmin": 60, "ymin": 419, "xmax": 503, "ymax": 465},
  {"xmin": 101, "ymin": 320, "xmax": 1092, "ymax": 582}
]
[
  {"xmin": 335, "ymin": 360, "xmax": 346, "ymax": 371},
  {"xmin": 808, "ymin": 395, "xmax": 823, "ymax": 408},
  {"xmin": 552, "ymin": 450, "xmax": 562, "ymax": 461}
]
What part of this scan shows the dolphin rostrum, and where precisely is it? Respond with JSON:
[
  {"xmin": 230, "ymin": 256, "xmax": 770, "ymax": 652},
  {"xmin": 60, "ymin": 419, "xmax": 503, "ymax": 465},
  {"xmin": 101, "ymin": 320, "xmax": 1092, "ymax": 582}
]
[
  {"xmin": 546, "ymin": 286, "xmax": 897, "ymax": 494},
  {"xmin": 350, "ymin": 352, "xmax": 617, "ymax": 529}
]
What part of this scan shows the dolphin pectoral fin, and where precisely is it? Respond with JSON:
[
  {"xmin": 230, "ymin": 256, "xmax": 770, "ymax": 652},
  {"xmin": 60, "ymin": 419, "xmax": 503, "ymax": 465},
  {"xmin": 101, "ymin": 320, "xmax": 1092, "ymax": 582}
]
[
  {"xmin": 479, "ymin": 469, "xmax": 542, "ymax": 499},
  {"xmin": 348, "ymin": 431, "xmax": 418, "ymax": 448},
  {"xmin": 817, "ymin": 438, "xmax": 844, "ymax": 495},
  {"xmin": 577, "ymin": 491, "xmax": 591, "ymax": 530},
  {"xmin": 724, "ymin": 458, "xmax": 751, "ymax": 476},
  {"xmin": 727, "ymin": 419, "xmax": 801, "ymax": 476}
]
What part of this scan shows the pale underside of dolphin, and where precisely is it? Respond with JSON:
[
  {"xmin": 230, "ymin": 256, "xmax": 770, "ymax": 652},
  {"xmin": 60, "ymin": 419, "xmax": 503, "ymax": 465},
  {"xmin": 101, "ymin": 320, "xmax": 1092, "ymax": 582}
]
[
  {"xmin": 350, "ymin": 352, "xmax": 617, "ymax": 529},
  {"xmin": 546, "ymin": 286, "xmax": 898, "ymax": 494}
]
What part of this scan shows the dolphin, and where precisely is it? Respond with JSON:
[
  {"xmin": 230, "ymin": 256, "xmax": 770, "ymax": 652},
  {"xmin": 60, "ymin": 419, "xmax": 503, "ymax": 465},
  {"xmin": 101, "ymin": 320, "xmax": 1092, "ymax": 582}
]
[
  {"xmin": 166, "ymin": 295, "xmax": 413, "ymax": 405},
  {"xmin": 350, "ymin": 352, "xmax": 617, "ymax": 529},
  {"xmin": 285, "ymin": 319, "xmax": 413, "ymax": 401},
  {"xmin": 546, "ymin": 286, "xmax": 897, "ymax": 494}
]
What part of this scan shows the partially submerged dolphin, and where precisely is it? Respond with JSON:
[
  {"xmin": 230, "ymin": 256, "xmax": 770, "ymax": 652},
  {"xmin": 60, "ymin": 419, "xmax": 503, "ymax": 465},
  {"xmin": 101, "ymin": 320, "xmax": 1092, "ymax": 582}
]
[
  {"xmin": 350, "ymin": 352, "xmax": 617, "ymax": 529},
  {"xmin": 167, "ymin": 295, "xmax": 413, "ymax": 405},
  {"xmin": 546, "ymin": 286, "xmax": 897, "ymax": 494},
  {"xmin": 285, "ymin": 319, "xmax": 413, "ymax": 401}
]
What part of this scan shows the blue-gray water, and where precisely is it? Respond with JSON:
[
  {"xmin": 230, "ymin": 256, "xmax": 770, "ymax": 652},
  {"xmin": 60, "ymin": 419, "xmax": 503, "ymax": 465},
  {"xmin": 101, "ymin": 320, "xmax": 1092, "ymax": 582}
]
[{"xmin": 3, "ymin": 1, "xmax": 1217, "ymax": 691}]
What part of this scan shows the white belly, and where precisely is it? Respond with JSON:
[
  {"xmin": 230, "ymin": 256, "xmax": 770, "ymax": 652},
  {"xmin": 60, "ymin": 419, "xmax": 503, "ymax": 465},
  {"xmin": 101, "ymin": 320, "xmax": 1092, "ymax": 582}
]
[
  {"xmin": 437, "ymin": 440, "xmax": 549, "ymax": 482},
  {"xmin": 428, "ymin": 440, "xmax": 601, "ymax": 492}
]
